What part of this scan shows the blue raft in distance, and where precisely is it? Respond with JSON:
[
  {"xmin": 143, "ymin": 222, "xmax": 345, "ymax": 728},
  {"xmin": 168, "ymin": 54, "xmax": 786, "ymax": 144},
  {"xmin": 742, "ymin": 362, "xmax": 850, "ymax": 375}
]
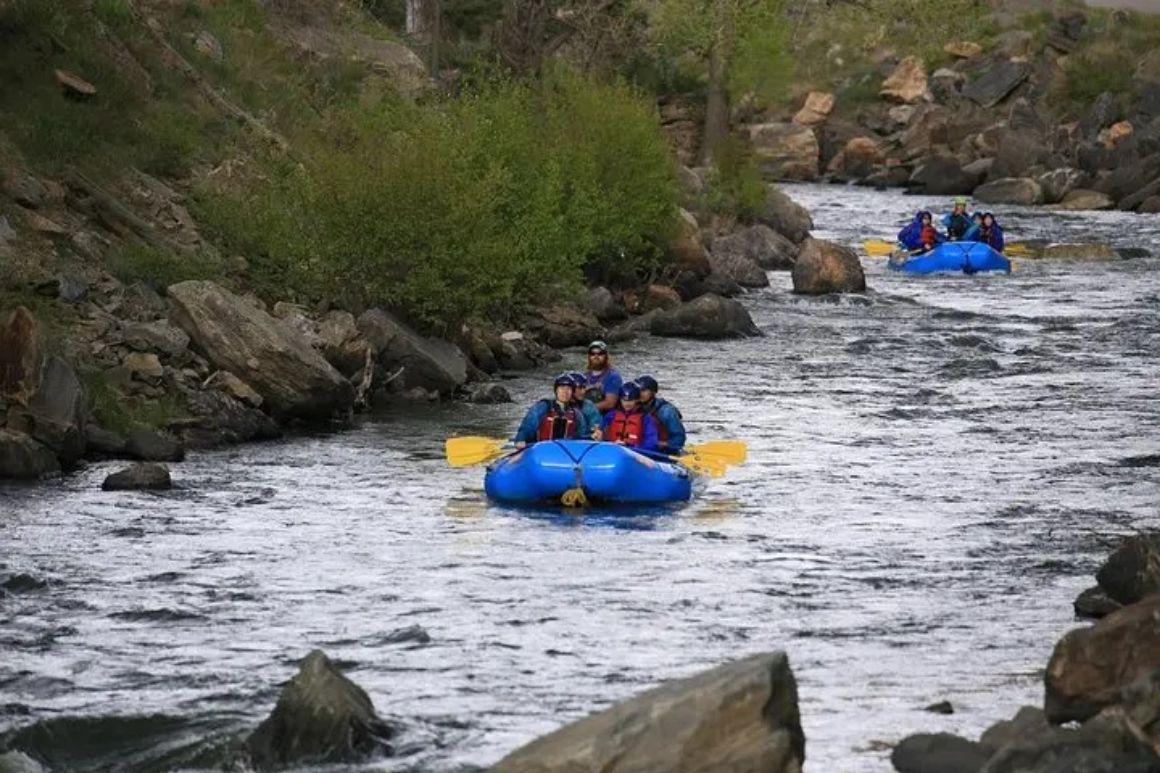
[
  {"xmin": 889, "ymin": 241, "xmax": 1011, "ymax": 275},
  {"xmin": 484, "ymin": 440, "xmax": 693, "ymax": 505}
]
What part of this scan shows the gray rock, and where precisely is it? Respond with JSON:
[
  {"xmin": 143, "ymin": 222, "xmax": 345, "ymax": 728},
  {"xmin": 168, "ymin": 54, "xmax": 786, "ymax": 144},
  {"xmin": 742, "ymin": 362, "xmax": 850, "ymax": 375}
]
[
  {"xmin": 168, "ymin": 281, "xmax": 353, "ymax": 419},
  {"xmin": 975, "ymin": 177, "xmax": 1043, "ymax": 205},
  {"xmin": 357, "ymin": 308, "xmax": 468, "ymax": 395},
  {"xmin": 1074, "ymin": 585, "xmax": 1123, "ymax": 620},
  {"xmin": 125, "ymin": 427, "xmax": 185, "ymax": 462},
  {"xmin": 248, "ymin": 650, "xmax": 394, "ymax": 769},
  {"xmin": 1080, "ymin": 92, "xmax": 1121, "ymax": 141},
  {"xmin": 85, "ymin": 424, "xmax": 127, "ymax": 457},
  {"xmin": 792, "ymin": 237, "xmax": 866, "ymax": 295},
  {"xmin": 468, "ymin": 383, "xmax": 512, "ymax": 404},
  {"xmin": 650, "ymin": 294, "xmax": 761, "ymax": 340},
  {"xmin": 5, "ymin": 410, "xmax": 84, "ymax": 467},
  {"xmin": 708, "ymin": 249, "xmax": 769, "ymax": 288},
  {"xmin": 491, "ymin": 651, "xmax": 803, "ymax": 773},
  {"xmin": 963, "ymin": 59, "xmax": 1031, "ymax": 108},
  {"xmin": 0, "ymin": 751, "xmax": 47, "ymax": 773},
  {"xmin": 1051, "ymin": 189, "xmax": 1114, "ymax": 211},
  {"xmin": 102, "ymin": 463, "xmax": 172, "ymax": 491},
  {"xmin": 123, "ymin": 320, "xmax": 190, "ymax": 357},
  {"xmin": 0, "ymin": 429, "xmax": 60, "ymax": 479},
  {"xmin": 891, "ymin": 733, "xmax": 990, "ymax": 773},
  {"xmin": 759, "ymin": 185, "xmax": 813, "ymax": 243},
  {"xmin": 584, "ymin": 287, "xmax": 626, "ymax": 322},
  {"xmin": 35, "ymin": 274, "xmax": 88, "ymax": 303},
  {"xmin": 1037, "ymin": 168, "xmax": 1085, "ymax": 204},
  {"xmin": 980, "ymin": 706, "xmax": 1055, "ymax": 753},
  {"xmin": 1095, "ymin": 531, "xmax": 1160, "ymax": 606},
  {"xmin": 178, "ymin": 386, "xmax": 281, "ymax": 448},
  {"xmin": 522, "ymin": 305, "xmax": 603, "ymax": 348},
  {"xmin": 908, "ymin": 155, "xmax": 982, "ymax": 195},
  {"xmin": 711, "ymin": 225, "xmax": 797, "ymax": 271}
]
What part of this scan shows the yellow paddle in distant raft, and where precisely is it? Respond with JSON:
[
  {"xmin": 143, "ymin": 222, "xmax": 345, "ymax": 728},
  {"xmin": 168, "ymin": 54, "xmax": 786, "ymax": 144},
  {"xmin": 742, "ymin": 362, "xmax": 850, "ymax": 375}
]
[
  {"xmin": 444, "ymin": 436, "xmax": 746, "ymax": 478},
  {"xmin": 862, "ymin": 238, "xmax": 1032, "ymax": 258}
]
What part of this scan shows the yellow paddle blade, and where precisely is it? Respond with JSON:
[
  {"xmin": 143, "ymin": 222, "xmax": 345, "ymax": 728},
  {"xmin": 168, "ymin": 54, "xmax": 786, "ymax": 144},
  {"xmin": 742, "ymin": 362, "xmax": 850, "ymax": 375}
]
[
  {"xmin": 445, "ymin": 436, "xmax": 508, "ymax": 467},
  {"xmin": 676, "ymin": 453, "xmax": 728, "ymax": 478},
  {"xmin": 1004, "ymin": 244, "xmax": 1032, "ymax": 258},
  {"xmin": 863, "ymin": 239, "xmax": 898, "ymax": 256},
  {"xmin": 685, "ymin": 440, "xmax": 748, "ymax": 464}
]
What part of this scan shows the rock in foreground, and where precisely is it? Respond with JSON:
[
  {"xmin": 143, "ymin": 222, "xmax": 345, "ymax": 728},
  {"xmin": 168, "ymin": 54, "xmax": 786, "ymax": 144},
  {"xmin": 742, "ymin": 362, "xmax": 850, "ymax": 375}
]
[
  {"xmin": 248, "ymin": 650, "xmax": 394, "ymax": 770},
  {"xmin": 491, "ymin": 651, "xmax": 804, "ymax": 773},
  {"xmin": 101, "ymin": 463, "xmax": 172, "ymax": 491},
  {"xmin": 792, "ymin": 238, "xmax": 866, "ymax": 295},
  {"xmin": 168, "ymin": 281, "xmax": 353, "ymax": 420},
  {"xmin": 650, "ymin": 294, "xmax": 760, "ymax": 340},
  {"xmin": 1095, "ymin": 531, "xmax": 1160, "ymax": 605}
]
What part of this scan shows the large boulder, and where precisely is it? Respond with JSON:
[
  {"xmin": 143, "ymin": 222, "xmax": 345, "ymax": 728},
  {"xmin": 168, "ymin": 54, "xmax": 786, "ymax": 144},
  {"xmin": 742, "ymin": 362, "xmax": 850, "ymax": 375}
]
[
  {"xmin": 490, "ymin": 651, "xmax": 804, "ymax": 773},
  {"xmin": 758, "ymin": 186, "xmax": 813, "ymax": 244},
  {"xmin": 584, "ymin": 287, "xmax": 626, "ymax": 323},
  {"xmin": 896, "ymin": 104, "xmax": 950, "ymax": 162},
  {"xmin": 791, "ymin": 238, "xmax": 866, "ymax": 295},
  {"xmin": 1096, "ymin": 532, "xmax": 1160, "ymax": 606},
  {"xmin": 357, "ymin": 309, "xmax": 469, "ymax": 395},
  {"xmin": 1094, "ymin": 151, "xmax": 1160, "ymax": 201},
  {"xmin": 168, "ymin": 281, "xmax": 353, "ymax": 419},
  {"xmin": 248, "ymin": 650, "xmax": 394, "ymax": 769},
  {"xmin": 101, "ymin": 463, "xmax": 172, "ymax": 491},
  {"xmin": 1037, "ymin": 168, "xmax": 1085, "ymax": 204},
  {"xmin": 792, "ymin": 91, "xmax": 835, "ymax": 126},
  {"xmin": 907, "ymin": 155, "xmax": 982, "ymax": 195},
  {"xmin": 988, "ymin": 129, "xmax": 1049, "ymax": 181},
  {"xmin": 0, "ymin": 306, "xmax": 45, "ymax": 407},
  {"xmin": 668, "ymin": 208, "xmax": 712, "ymax": 278},
  {"xmin": 711, "ymin": 225, "xmax": 797, "ymax": 271},
  {"xmin": 122, "ymin": 320, "xmax": 190, "ymax": 358},
  {"xmin": 881, "ymin": 56, "xmax": 928, "ymax": 104},
  {"xmin": 891, "ymin": 733, "xmax": 990, "ymax": 773},
  {"xmin": 0, "ymin": 429, "xmax": 60, "ymax": 479},
  {"xmin": 1045, "ymin": 594, "xmax": 1160, "ymax": 723},
  {"xmin": 827, "ymin": 137, "xmax": 885, "ymax": 181},
  {"xmin": 707, "ymin": 250, "xmax": 769, "ymax": 288},
  {"xmin": 975, "ymin": 177, "xmax": 1044, "ymax": 205},
  {"xmin": 746, "ymin": 122, "xmax": 820, "ymax": 181},
  {"xmin": 962, "ymin": 58, "xmax": 1032, "ymax": 108},
  {"xmin": 7, "ymin": 354, "xmax": 88, "ymax": 466},
  {"xmin": 1051, "ymin": 189, "xmax": 1113, "ymax": 211},
  {"xmin": 650, "ymin": 294, "xmax": 760, "ymax": 340},
  {"xmin": 522, "ymin": 305, "xmax": 603, "ymax": 348}
]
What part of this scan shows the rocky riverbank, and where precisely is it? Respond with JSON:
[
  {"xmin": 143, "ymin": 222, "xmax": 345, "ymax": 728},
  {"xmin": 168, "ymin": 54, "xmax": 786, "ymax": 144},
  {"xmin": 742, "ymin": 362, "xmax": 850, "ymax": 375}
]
[
  {"xmin": 3, "ymin": 166, "xmax": 853, "ymax": 482},
  {"xmin": 680, "ymin": 5, "xmax": 1160, "ymax": 214}
]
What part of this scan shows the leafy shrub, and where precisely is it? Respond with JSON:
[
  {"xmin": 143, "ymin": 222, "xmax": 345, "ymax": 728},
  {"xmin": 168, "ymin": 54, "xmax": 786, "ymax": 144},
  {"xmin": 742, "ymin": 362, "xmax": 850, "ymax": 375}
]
[
  {"xmin": 198, "ymin": 67, "xmax": 678, "ymax": 329},
  {"xmin": 704, "ymin": 136, "xmax": 765, "ymax": 222},
  {"xmin": 107, "ymin": 242, "xmax": 223, "ymax": 291},
  {"xmin": 1064, "ymin": 48, "xmax": 1135, "ymax": 103}
]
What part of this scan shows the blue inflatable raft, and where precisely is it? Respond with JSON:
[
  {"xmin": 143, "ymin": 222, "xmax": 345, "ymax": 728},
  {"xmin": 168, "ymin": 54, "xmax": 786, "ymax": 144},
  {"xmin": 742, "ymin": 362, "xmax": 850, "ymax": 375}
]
[
  {"xmin": 484, "ymin": 440, "xmax": 693, "ymax": 506},
  {"xmin": 889, "ymin": 242, "xmax": 1011, "ymax": 274}
]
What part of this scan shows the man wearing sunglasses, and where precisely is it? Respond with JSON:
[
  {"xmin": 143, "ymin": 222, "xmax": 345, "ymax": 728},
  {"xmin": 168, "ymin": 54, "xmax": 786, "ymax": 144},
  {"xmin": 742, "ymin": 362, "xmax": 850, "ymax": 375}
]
[{"xmin": 582, "ymin": 340, "xmax": 622, "ymax": 414}]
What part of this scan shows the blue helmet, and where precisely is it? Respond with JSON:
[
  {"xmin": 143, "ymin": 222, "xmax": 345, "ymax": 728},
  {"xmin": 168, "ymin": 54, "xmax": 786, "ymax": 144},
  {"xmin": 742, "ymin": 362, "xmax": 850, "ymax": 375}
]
[
  {"xmin": 636, "ymin": 375, "xmax": 659, "ymax": 393},
  {"xmin": 618, "ymin": 382, "xmax": 641, "ymax": 401},
  {"xmin": 554, "ymin": 372, "xmax": 574, "ymax": 388},
  {"xmin": 568, "ymin": 371, "xmax": 587, "ymax": 388}
]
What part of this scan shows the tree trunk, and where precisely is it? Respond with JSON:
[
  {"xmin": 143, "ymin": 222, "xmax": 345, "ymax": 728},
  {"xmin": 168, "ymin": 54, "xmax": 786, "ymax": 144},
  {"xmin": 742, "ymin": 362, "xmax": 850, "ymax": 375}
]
[
  {"xmin": 700, "ymin": 42, "xmax": 729, "ymax": 166},
  {"xmin": 405, "ymin": 0, "xmax": 428, "ymax": 37}
]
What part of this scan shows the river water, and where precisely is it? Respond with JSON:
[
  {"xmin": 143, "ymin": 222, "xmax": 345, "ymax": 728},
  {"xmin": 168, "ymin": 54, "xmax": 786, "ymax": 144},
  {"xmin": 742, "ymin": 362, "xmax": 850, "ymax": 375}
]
[{"xmin": 2, "ymin": 184, "xmax": 1159, "ymax": 772}]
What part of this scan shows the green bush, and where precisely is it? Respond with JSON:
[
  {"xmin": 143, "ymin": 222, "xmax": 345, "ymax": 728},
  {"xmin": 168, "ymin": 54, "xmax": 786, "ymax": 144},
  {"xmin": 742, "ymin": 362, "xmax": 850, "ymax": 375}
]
[
  {"xmin": 198, "ymin": 68, "xmax": 678, "ymax": 329},
  {"xmin": 1064, "ymin": 49, "xmax": 1135, "ymax": 103},
  {"xmin": 107, "ymin": 242, "xmax": 224, "ymax": 291},
  {"xmin": 84, "ymin": 371, "xmax": 188, "ymax": 434},
  {"xmin": 704, "ymin": 136, "xmax": 765, "ymax": 222}
]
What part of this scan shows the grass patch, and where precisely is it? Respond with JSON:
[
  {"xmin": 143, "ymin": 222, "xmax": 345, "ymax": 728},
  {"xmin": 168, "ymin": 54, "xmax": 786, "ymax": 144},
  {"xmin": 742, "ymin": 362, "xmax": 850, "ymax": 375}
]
[
  {"xmin": 84, "ymin": 371, "xmax": 190, "ymax": 434},
  {"xmin": 106, "ymin": 242, "xmax": 225, "ymax": 292},
  {"xmin": 1063, "ymin": 47, "xmax": 1135, "ymax": 103}
]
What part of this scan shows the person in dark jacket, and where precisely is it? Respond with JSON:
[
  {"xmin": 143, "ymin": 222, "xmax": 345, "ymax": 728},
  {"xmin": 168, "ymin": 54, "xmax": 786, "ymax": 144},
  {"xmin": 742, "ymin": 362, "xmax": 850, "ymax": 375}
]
[
  {"xmin": 635, "ymin": 375, "xmax": 686, "ymax": 455},
  {"xmin": 600, "ymin": 382, "xmax": 660, "ymax": 451},
  {"xmin": 941, "ymin": 196, "xmax": 973, "ymax": 240},
  {"xmin": 897, "ymin": 211, "xmax": 926, "ymax": 250},
  {"xmin": 979, "ymin": 212, "xmax": 1005, "ymax": 252},
  {"xmin": 513, "ymin": 373, "xmax": 590, "ymax": 447},
  {"xmin": 568, "ymin": 372, "xmax": 603, "ymax": 439}
]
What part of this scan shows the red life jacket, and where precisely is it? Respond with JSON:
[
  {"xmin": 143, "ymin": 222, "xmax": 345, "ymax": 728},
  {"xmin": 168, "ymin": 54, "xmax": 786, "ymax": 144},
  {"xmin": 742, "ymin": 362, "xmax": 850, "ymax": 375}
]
[
  {"xmin": 920, "ymin": 224, "xmax": 938, "ymax": 247},
  {"xmin": 606, "ymin": 410, "xmax": 645, "ymax": 446},
  {"xmin": 536, "ymin": 401, "xmax": 578, "ymax": 441}
]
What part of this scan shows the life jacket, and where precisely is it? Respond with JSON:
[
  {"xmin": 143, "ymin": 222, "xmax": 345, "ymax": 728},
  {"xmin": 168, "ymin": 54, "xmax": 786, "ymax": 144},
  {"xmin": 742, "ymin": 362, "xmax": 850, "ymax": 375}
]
[
  {"xmin": 605, "ymin": 410, "xmax": 646, "ymax": 447},
  {"xmin": 642, "ymin": 398, "xmax": 679, "ymax": 444},
  {"xmin": 536, "ymin": 400, "xmax": 579, "ymax": 441},
  {"xmin": 947, "ymin": 213, "xmax": 970, "ymax": 239},
  {"xmin": 920, "ymin": 224, "xmax": 938, "ymax": 247}
]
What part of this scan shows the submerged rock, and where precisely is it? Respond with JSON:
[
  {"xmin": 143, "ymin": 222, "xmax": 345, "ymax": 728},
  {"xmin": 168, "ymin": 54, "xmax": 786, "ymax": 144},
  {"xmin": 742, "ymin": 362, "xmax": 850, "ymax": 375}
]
[
  {"xmin": 248, "ymin": 650, "xmax": 394, "ymax": 770},
  {"xmin": 468, "ymin": 383, "xmax": 512, "ymax": 404},
  {"xmin": 491, "ymin": 651, "xmax": 804, "ymax": 773},
  {"xmin": 891, "ymin": 732, "xmax": 989, "ymax": 773},
  {"xmin": 650, "ymin": 294, "xmax": 761, "ymax": 340},
  {"xmin": 791, "ymin": 238, "xmax": 866, "ymax": 295},
  {"xmin": 168, "ymin": 281, "xmax": 353, "ymax": 419},
  {"xmin": 102, "ymin": 463, "xmax": 172, "ymax": 492}
]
